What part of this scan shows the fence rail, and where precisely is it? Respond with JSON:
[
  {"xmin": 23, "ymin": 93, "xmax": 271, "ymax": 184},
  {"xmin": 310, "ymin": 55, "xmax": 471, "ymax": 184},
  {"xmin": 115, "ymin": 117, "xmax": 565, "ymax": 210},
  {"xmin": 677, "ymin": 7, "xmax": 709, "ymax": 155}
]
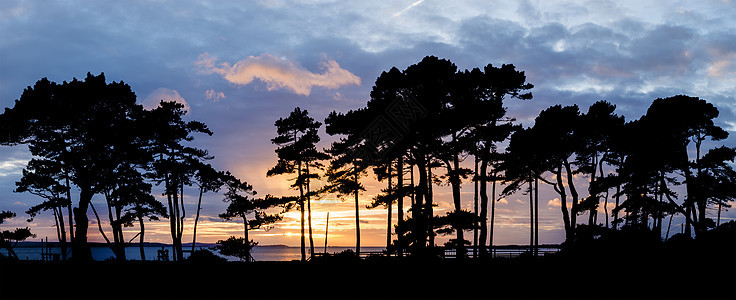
[
  {"xmin": 311, "ymin": 245, "xmax": 562, "ymax": 260},
  {"xmin": 442, "ymin": 246, "xmax": 561, "ymax": 259}
]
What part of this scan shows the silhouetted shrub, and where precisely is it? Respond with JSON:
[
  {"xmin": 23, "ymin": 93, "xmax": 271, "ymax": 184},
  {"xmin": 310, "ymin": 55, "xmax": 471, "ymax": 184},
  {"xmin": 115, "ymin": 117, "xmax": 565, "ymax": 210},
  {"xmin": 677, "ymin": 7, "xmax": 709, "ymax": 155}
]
[{"xmin": 187, "ymin": 249, "xmax": 227, "ymax": 263}]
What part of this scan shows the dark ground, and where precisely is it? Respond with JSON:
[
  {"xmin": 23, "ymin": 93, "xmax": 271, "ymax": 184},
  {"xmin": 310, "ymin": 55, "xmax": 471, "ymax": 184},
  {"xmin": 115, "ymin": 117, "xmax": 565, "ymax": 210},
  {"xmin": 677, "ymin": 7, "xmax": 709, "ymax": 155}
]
[{"xmin": 1, "ymin": 251, "xmax": 733, "ymax": 300}]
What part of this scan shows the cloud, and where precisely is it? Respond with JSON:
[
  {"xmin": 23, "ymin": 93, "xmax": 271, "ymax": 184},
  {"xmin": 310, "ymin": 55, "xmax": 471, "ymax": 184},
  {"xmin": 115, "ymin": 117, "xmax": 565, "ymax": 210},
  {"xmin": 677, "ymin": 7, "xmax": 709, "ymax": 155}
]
[
  {"xmin": 141, "ymin": 88, "xmax": 189, "ymax": 110},
  {"xmin": 195, "ymin": 53, "xmax": 361, "ymax": 96},
  {"xmin": 205, "ymin": 89, "xmax": 226, "ymax": 102},
  {"xmin": 0, "ymin": 158, "xmax": 28, "ymax": 177},
  {"xmin": 393, "ymin": 0, "xmax": 425, "ymax": 18}
]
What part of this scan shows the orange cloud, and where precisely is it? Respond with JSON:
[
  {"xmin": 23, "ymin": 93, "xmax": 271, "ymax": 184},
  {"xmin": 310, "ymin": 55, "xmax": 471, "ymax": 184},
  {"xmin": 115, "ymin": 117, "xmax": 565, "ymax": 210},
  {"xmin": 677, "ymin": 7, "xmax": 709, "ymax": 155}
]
[{"xmin": 195, "ymin": 53, "xmax": 361, "ymax": 96}]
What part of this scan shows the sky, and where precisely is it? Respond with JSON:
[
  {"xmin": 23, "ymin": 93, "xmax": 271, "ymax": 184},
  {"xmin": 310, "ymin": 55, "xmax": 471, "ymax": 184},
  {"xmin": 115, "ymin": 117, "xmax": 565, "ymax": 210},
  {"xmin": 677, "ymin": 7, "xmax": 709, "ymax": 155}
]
[{"xmin": 0, "ymin": 0, "xmax": 735, "ymax": 248}]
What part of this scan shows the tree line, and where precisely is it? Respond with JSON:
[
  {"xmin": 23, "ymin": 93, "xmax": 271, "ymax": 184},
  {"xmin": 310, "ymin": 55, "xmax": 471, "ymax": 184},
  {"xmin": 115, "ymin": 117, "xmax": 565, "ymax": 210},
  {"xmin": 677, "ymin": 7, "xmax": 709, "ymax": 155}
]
[
  {"xmin": 271, "ymin": 56, "xmax": 734, "ymax": 261},
  {"xmin": 0, "ymin": 73, "xmax": 289, "ymax": 262},
  {"xmin": 0, "ymin": 56, "xmax": 734, "ymax": 263}
]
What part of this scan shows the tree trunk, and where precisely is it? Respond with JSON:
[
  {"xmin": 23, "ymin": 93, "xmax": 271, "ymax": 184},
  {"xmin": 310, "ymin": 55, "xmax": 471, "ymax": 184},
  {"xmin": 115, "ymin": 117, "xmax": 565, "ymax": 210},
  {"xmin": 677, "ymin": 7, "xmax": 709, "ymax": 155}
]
[
  {"xmin": 63, "ymin": 171, "xmax": 74, "ymax": 249},
  {"xmin": 473, "ymin": 156, "xmax": 479, "ymax": 259},
  {"xmin": 588, "ymin": 153, "xmax": 598, "ymax": 226},
  {"xmin": 106, "ymin": 193, "xmax": 124, "ymax": 261},
  {"xmin": 56, "ymin": 206, "xmax": 68, "ymax": 261},
  {"xmin": 613, "ymin": 183, "xmax": 621, "ymax": 229},
  {"xmin": 243, "ymin": 214, "xmax": 253, "ymax": 262},
  {"xmin": 354, "ymin": 166, "xmax": 361, "ymax": 255},
  {"xmin": 72, "ymin": 185, "xmax": 93, "ymax": 262},
  {"xmin": 114, "ymin": 198, "xmax": 125, "ymax": 260},
  {"xmin": 138, "ymin": 214, "xmax": 146, "ymax": 261},
  {"xmin": 297, "ymin": 159, "xmax": 306, "ymax": 262},
  {"xmin": 695, "ymin": 140, "xmax": 707, "ymax": 236},
  {"xmin": 564, "ymin": 160, "xmax": 579, "ymax": 237},
  {"xmin": 324, "ymin": 212, "xmax": 329, "ymax": 253},
  {"xmin": 176, "ymin": 182, "xmax": 185, "ymax": 261},
  {"xmin": 307, "ymin": 164, "xmax": 315, "ymax": 257},
  {"xmin": 450, "ymin": 152, "xmax": 464, "ymax": 260},
  {"xmin": 427, "ymin": 158, "xmax": 435, "ymax": 248},
  {"xmin": 192, "ymin": 187, "xmax": 204, "ymax": 253},
  {"xmin": 599, "ymin": 158, "xmax": 609, "ymax": 228},
  {"xmin": 52, "ymin": 208, "xmax": 62, "ymax": 257},
  {"xmin": 478, "ymin": 156, "xmax": 489, "ymax": 257},
  {"xmin": 534, "ymin": 177, "xmax": 539, "ymax": 257},
  {"xmin": 554, "ymin": 165, "xmax": 572, "ymax": 242},
  {"xmin": 414, "ymin": 154, "xmax": 428, "ymax": 255},
  {"xmin": 490, "ymin": 171, "xmax": 496, "ymax": 256},
  {"xmin": 90, "ymin": 202, "xmax": 111, "ymax": 244},
  {"xmin": 171, "ymin": 185, "xmax": 183, "ymax": 262},
  {"xmin": 397, "ymin": 156, "xmax": 404, "ymax": 257},
  {"xmin": 387, "ymin": 161, "xmax": 393, "ymax": 250},
  {"xmin": 528, "ymin": 179, "xmax": 534, "ymax": 253}
]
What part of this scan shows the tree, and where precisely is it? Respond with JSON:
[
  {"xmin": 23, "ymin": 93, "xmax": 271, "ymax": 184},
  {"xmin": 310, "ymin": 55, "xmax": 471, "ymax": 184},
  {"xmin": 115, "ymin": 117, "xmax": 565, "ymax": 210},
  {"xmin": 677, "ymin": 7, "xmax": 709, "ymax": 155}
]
[
  {"xmin": 575, "ymin": 101, "xmax": 625, "ymax": 227},
  {"xmin": 145, "ymin": 100, "xmax": 213, "ymax": 261},
  {"xmin": 502, "ymin": 127, "xmax": 546, "ymax": 254},
  {"xmin": 1, "ymin": 73, "xmax": 218, "ymax": 263},
  {"xmin": 0, "ymin": 73, "xmax": 141, "ymax": 262},
  {"xmin": 16, "ymin": 159, "xmax": 71, "ymax": 260},
  {"xmin": 612, "ymin": 118, "xmax": 676, "ymax": 233},
  {"xmin": 325, "ymin": 57, "xmax": 533, "ymax": 260},
  {"xmin": 218, "ymin": 173, "xmax": 285, "ymax": 262},
  {"xmin": 95, "ymin": 104, "xmax": 154, "ymax": 261},
  {"xmin": 368, "ymin": 159, "xmax": 396, "ymax": 251},
  {"xmin": 214, "ymin": 236, "xmax": 255, "ymax": 262},
  {"xmin": 0, "ymin": 211, "xmax": 35, "ymax": 260},
  {"xmin": 638, "ymin": 95, "xmax": 728, "ymax": 236},
  {"xmin": 525, "ymin": 105, "xmax": 582, "ymax": 243},
  {"xmin": 464, "ymin": 63, "xmax": 532, "ymax": 257},
  {"xmin": 122, "ymin": 185, "xmax": 167, "ymax": 261},
  {"xmin": 191, "ymin": 163, "xmax": 226, "ymax": 253},
  {"xmin": 267, "ymin": 107, "xmax": 326, "ymax": 261},
  {"xmin": 323, "ymin": 138, "xmax": 368, "ymax": 255},
  {"xmin": 690, "ymin": 146, "xmax": 735, "ymax": 228}
]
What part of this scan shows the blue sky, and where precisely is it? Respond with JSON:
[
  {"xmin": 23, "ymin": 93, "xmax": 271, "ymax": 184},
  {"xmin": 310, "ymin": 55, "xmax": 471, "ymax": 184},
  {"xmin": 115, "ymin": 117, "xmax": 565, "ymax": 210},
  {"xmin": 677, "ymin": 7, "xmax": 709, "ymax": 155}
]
[{"xmin": 0, "ymin": 0, "xmax": 734, "ymax": 246}]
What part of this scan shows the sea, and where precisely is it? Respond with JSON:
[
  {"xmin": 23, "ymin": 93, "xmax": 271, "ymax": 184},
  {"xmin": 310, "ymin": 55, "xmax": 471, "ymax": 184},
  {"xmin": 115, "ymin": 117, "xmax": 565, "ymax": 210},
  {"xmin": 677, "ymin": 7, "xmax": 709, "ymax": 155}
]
[{"xmin": 4, "ymin": 245, "xmax": 388, "ymax": 262}]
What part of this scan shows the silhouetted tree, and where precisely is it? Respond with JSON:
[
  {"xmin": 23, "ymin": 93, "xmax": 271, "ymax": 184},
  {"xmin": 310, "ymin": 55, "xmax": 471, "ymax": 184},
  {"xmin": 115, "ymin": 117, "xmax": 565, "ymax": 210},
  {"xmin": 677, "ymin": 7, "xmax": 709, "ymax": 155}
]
[
  {"xmin": 191, "ymin": 163, "xmax": 225, "ymax": 253},
  {"xmin": 576, "ymin": 101, "xmax": 625, "ymax": 227},
  {"xmin": 145, "ymin": 100, "xmax": 213, "ymax": 261},
  {"xmin": 690, "ymin": 146, "xmax": 735, "ymax": 227},
  {"xmin": 122, "ymin": 187, "xmax": 167, "ymax": 261},
  {"xmin": 524, "ymin": 105, "xmax": 582, "ymax": 243},
  {"xmin": 326, "ymin": 57, "xmax": 533, "ymax": 260},
  {"xmin": 0, "ymin": 73, "xmax": 140, "ymax": 262},
  {"xmin": 219, "ymin": 174, "xmax": 286, "ymax": 262},
  {"xmin": 323, "ymin": 138, "xmax": 369, "ymax": 255},
  {"xmin": 16, "ymin": 159, "xmax": 71, "ymax": 260},
  {"xmin": 634, "ymin": 95, "xmax": 728, "ymax": 236},
  {"xmin": 466, "ymin": 63, "xmax": 531, "ymax": 257},
  {"xmin": 0, "ymin": 211, "xmax": 35, "ymax": 260},
  {"xmin": 368, "ymin": 159, "xmax": 396, "ymax": 250},
  {"xmin": 214, "ymin": 237, "xmax": 253, "ymax": 262},
  {"xmin": 267, "ymin": 107, "xmax": 324, "ymax": 261},
  {"xmin": 502, "ymin": 127, "xmax": 546, "ymax": 254}
]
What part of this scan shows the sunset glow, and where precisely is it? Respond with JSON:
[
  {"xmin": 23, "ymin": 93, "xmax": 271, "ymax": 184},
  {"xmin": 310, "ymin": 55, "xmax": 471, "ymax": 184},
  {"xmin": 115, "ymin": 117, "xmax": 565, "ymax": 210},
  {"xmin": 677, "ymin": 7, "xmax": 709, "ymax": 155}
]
[{"xmin": 0, "ymin": 0, "xmax": 734, "ymax": 251}]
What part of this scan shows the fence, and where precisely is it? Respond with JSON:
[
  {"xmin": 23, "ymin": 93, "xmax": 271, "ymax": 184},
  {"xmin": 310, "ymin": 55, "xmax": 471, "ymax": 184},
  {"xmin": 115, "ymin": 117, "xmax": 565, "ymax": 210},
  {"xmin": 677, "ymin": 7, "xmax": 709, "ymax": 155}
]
[
  {"xmin": 311, "ymin": 245, "xmax": 562, "ymax": 260},
  {"xmin": 441, "ymin": 245, "xmax": 561, "ymax": 259}
]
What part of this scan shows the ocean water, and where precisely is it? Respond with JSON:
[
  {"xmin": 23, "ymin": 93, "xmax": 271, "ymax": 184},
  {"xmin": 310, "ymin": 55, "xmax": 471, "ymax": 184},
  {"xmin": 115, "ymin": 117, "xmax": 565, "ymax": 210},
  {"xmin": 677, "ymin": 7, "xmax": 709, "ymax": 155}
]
[{"xmin": 4, "ymin": 245, "xmax": 388, "ymax": 262}]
